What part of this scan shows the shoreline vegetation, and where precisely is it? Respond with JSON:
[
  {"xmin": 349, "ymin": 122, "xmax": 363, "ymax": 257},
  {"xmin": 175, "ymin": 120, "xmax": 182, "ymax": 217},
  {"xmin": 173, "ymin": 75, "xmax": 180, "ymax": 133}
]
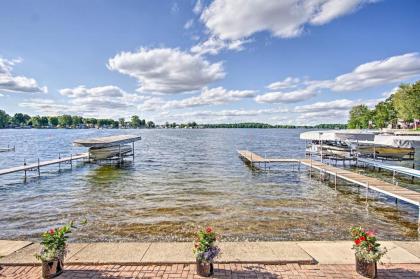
[
  {"xmin": 0, "ymin": 111, "xmax": 347, "ymax": 129},
  {"xmin": 347, "ymin": 81, "xmax": 419, "ymax": 129},
  {"xmin": 0, "ymin": 81, "xmax": 417, "ymax": 130}
]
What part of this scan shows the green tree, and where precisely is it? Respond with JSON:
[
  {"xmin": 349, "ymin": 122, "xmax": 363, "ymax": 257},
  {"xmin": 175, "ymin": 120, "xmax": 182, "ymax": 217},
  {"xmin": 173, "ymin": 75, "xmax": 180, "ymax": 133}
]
[
  {"xmin": 40, "ymin": 116, "xmax": 49, "ymax": 127},
  {"xmin": 118, "ymin": 118, "xmax": 125, "ymax": 128},
  {"xmin": 372, "ymin": 97, "xmax": 396, "ymax": 128},
  {"xmin": 131, "ymin": 115, "xmax": 141, "ymax": 128},
  {"xmin": 12, "ymin": 113, "xmax": 30, "ymax": 126},
  {"xmin": 347, "ymin": 105, "xmax": 372, "ymax": 129},
  {"xmin": 393, "ymin": 81, "xmax": 420, "ymax": 122},
  {"xmin": 0, "ymin": 110, "xmax": 10, "ymax": 128},
  {"xmin": 58, "ymin": 115, "xmax": 73, "ymax": 127},
  {"xmin": 31, "ymin": 115, "xmax": 42, "ymax": 127},
  {"xmin": 48, "ymin": 116, "xmax": 59, "ymax": 127},
  {"xmin": 72, "ymin": 115, "xmax": 83, "ymax": 126},
  {"xmin": 146, "ymin": 121, "xmax": 155, "ymax": 128}
]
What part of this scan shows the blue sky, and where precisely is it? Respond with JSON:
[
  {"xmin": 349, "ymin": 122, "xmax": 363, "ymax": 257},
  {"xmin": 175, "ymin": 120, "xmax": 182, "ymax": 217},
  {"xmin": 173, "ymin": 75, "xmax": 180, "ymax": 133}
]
[{"xmin": 1, "ymin": 0, "xmax": 419, "ymax": 125}]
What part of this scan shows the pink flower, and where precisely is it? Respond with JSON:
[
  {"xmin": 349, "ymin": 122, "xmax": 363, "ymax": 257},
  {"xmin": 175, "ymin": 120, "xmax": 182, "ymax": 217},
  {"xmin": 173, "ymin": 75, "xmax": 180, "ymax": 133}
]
[
  {"xmin": 366, "ymin": 230, "xmax": 375, "ymax": 237},
  {"xmin": 49, "ymin": 229, "xmax": 55, "ymax": 235},
  {"xmin": 206, "ymin": 227, "xmax": 212, "ymax": 233}
]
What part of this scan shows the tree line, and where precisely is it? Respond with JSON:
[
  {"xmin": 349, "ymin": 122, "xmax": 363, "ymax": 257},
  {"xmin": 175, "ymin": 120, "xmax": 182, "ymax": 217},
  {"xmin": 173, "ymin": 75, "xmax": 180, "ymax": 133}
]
[
  {"xmin": 201, "ymin": 123, "xmax": 347, "ymax": 129},
  {"xmin": 0, "ymin": 112, "xmax": 155, "ymax": 129},
  {"xmin": 348, "ymin": 81, "xmax": 420, "ymax": 129}
]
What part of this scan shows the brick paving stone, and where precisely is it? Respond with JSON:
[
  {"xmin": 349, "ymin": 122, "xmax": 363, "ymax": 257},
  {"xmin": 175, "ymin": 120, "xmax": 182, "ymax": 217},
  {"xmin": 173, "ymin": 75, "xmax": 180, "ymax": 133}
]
[{"xmin": 1, "ymin": 263, "xmax": 420, "ymax": 278}]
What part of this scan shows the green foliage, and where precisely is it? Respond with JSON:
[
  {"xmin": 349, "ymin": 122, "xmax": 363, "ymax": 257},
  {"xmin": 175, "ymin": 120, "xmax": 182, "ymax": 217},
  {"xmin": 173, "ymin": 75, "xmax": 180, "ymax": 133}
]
[
  {"xmin": 393, "ymin": 81, "xmax": 420, "ymax": 122},
  {"xmin": 130, "ymin": 115, "xmax": 141, "ymax": 128},
  {"xmin": 12, "ymin": 113, "xmax": 30, "ymax": 126},
  {"xmin": 118, "ymin": 118, "xmax": 125, "ymax": 128},
  {"xmin": 347, "ymin": 105, "xmax": 372, "ymax": 129},
  {"xmin": 31, "ymin": 115, "xmax": 42, "ymax": 127},
  {"xmin": 350, "ymin": 226, "xmax": 387, "ymax": 263},
  {"xmin": 372, "ymin": 97, "xmax": 396, "ymax": 128},
  {"xmin": 48, "ymin": 116, "xmax": 59, "ymax": 127},
  {"xmin": 35, "ymin": 222, "xmax": 74, "ymax": 262},
  {"xmin": 58, "ymin": 115, "xmax": 73, "ymax": 127},
  {"xmin": 0, "ymin": 110, "xmax": 10, "ymax": 128},
  {"xmin": 193, "ymin": 227, "xmax": 220, "ymax": 263},
  {"xmin": 72, "ymin": 115, "xmax": 83, "ymax": 126}
]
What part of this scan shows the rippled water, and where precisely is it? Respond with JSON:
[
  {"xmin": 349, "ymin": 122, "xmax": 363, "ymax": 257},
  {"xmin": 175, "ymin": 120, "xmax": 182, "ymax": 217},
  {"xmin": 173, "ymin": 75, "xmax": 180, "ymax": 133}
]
[{"xmin": 0, "ymin": 129, "xmax": 418, "ymax": 242}]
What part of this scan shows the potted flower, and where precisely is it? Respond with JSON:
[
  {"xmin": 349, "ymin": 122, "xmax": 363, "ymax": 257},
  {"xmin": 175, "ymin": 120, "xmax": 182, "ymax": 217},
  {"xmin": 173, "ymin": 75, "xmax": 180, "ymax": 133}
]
[
  {"xmin": 35, "ymin": 222, "xmax": 74, "ymax": 279},
  {"xmin": 350, "ymin": 226, "xmax": 387, "ymax": 278},
  {"xmin": 193, "ymin": 227, "xmax": 220, "ymax": 277}
]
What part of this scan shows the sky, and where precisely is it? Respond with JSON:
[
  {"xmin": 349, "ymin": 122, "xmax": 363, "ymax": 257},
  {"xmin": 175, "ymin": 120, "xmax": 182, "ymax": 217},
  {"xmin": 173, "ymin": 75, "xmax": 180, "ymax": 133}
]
[{"xmin": 0, "ymin": 0, "xmax": 420, "ymax": 125}]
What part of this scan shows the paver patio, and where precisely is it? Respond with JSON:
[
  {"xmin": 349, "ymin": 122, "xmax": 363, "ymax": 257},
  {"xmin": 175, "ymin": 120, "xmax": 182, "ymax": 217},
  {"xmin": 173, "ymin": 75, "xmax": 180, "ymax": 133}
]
[{"xmin": 1, "ymin": 263, "xmax": 420, "ymax": 278}]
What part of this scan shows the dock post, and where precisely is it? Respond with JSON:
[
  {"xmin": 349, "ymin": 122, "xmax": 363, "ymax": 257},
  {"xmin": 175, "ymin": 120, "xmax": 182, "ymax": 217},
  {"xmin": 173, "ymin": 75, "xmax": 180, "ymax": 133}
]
[
  {"xmin": 37, "ymin": 158, "xmax": 40, "ymax": 177},
  {"xmin": 392, "ymin": 171, "xmax": 396, "ymax": 184},
  {"xmin": 334, "ymin": 172, "xmax": 337, "ymax": 190},
  {"xmin": 132, "ymin": 142, "xmax": 135, "ymax": 160},
  {"xmin": 418, "ymin": 206, "xmax": 420, "ymax": 234},
  {"xmin": 309, "ymin": 154, "xmax": 312, "ymax": 178},
  {"xmin": 24, "ymin": 159, "xmax": 27, "ymax": 180},
  {"xmin": 365, "ymin": 182, "xmax": 369, "ymax": 205},
  {"xmin": 58, "ymin": 153, "xmax": 61, "ymax": 171}
]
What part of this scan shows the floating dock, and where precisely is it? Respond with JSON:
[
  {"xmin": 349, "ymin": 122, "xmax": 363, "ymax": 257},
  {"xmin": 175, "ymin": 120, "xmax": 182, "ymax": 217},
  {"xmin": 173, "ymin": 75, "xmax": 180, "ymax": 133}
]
[
  {"xmin": 0, "ymin": 153, "xmax": 89, "ymax": 178},
  {"xmin": 238, "ymin": 150, "xmax": 420, "ymax": 228}
]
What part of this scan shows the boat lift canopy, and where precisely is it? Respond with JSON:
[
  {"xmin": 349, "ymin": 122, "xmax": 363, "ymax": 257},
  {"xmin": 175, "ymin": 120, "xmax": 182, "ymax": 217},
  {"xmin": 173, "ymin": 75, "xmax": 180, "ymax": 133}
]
[{"xmin": 73, "ymin": 134, "xmax": 141, "ymax": 148}]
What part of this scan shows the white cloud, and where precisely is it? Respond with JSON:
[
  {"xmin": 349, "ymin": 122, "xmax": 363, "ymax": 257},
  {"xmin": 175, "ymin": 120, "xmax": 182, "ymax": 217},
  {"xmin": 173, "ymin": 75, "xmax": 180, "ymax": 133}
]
[
  {"xmin": 22, "ymin": 85, "xmax": 150, "ymax": 117},
  {"xmin": 170, "ymin": 107, "xmax": 288, "ymax": 117},
  {"xmin": 107, "ymin": 48, "xmax": 225, "ymax": 94},
  {"xmin": 266, "ymin": 77, "xmax": 301, "ymax": 90},
  {"xmin": 193, "ymin": 0, "xmax": 203, "ymax": 14},
  {"xmin": 259, "ymin": 53, "xmax": 420, "ymax": 103},
  {"xmin": 184, "ymin": 19, "xmax": 194, "ymax": 29},
  {"xmin": 190, "ymin": 36, "xmax": 250, "ymax": 56},
  {"xmin": 255, "ymin": 88, "xmax": 317, "ymax": 103},
  {"xmin": 294, "ymin": 99, "xmax": 355, "ymax": 113},
  {"xmin": 329, "ymin": 53, "xmax": 420, "ymax": 91},
  {"xmin": 59, "ymin": 85, "xmax": 125, "ymax": 98},
  {"xmin": 138, "ymin": 86, "xmax": 255, "ymax": 111},
  {"xmin": 382, "ymin": 86, "xmax": 398, "ymax": 98},
  {"xmin": 165, "ymin": 86, "xmax": 255, "ymax": 109},
  {"xmin": 0, "ymin": 57, "xmax": 47, "ymax": 94},
  {"xmin": 200, "ymin": 0, "xmax": 375, "ymax": 40}
]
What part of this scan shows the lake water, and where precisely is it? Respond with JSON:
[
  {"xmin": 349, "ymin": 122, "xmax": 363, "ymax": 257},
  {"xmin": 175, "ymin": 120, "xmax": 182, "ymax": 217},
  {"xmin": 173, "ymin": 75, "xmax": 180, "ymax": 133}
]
[{"xmin": 0, "ymin": 128, "xmax": 418, "ymax": 242}]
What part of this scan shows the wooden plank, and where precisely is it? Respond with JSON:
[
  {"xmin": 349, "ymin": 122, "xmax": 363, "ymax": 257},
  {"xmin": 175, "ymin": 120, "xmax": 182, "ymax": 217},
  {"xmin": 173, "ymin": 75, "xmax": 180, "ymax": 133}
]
[
  {"xmin": 239, "ymin": 151, "xmax": 420, "ymax": 206},
  {"xmin": 0, "ymin": 153, "xmax": 89, "ymax": 176}
]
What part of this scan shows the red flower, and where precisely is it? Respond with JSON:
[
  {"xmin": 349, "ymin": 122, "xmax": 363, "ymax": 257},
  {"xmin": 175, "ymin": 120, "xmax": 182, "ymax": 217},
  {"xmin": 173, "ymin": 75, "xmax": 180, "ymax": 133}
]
[
  {"xmin": 206, "ymin": 227, "xmax": 212, "ymax": 233},
  {"xmin": 355, "ymin": 238, "xmax": 361, "ymax": 246},
  {"xmin": 49, "ymin": 228, "xmax": 55, "ymax": 235},
  {"xmin": 359, "ymin": 236, "xmax": 366, "ymax": 242}
]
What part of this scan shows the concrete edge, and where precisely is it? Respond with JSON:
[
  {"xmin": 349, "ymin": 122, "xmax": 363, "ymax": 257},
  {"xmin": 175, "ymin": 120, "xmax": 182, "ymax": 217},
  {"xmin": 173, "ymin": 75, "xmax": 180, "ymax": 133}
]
[{"xmin": 1, "ymin": 241, "xmax": 419, "ymax": 266}]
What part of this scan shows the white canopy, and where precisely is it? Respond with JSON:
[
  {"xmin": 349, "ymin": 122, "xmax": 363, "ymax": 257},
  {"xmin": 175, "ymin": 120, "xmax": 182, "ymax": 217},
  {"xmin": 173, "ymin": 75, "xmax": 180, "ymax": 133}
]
[
  {"xmin": 300, "ymin": 130, "xmax": 376, "ymax": 141},
  {"xmin": 374, "ymin": 135, "xmax": 420, "ymax": 148}
]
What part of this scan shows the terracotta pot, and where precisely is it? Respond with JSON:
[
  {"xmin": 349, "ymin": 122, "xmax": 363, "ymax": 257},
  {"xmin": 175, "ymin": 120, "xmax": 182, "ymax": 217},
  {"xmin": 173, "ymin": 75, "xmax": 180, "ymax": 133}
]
[
  {"xmin": 196, "ymin": 260, "xmax": 213, "ymax": 277},
  {"xmin": 41, "ymin": 258, "xmax": 63, "ymax": 279},
  {"xmin": 355, "ymin": 256, "xmax": 377, "ymax": 278}
]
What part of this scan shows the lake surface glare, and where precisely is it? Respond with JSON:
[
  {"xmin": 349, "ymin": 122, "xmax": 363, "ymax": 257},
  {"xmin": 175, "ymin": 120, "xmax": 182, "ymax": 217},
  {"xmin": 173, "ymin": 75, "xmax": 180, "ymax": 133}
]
[{"xmin": 0, "ymin": 129, "xmax": 418, "ymax": 242}]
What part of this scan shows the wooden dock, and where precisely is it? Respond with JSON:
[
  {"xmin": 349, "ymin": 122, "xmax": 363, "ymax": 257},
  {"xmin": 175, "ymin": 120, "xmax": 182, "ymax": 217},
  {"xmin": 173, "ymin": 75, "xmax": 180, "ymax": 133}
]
[
  {"xmin": 238, "ymin": 150, "xmax": 420, "ymax": 209},
  {"xmin": 0, "ymin": 153, "xmax": 89, "ymax": 177},
  {"xmin": 237, "ymin": 150, "xmax": 300, "ymax": 163}
]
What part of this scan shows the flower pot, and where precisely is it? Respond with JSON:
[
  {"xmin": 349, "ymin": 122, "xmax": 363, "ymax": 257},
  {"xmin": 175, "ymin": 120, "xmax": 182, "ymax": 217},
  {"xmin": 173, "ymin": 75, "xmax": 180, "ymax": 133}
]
[
  {"xmin": 355, "ymin": 256, "xmax": 377, "ymax": 278},
  {"xmin": 196, "ymin": 260, "xmax": 213, "ymax": 277},
  {"xmin": 41, "ymin": 258, "xmax": 63, "ymax": 279}
]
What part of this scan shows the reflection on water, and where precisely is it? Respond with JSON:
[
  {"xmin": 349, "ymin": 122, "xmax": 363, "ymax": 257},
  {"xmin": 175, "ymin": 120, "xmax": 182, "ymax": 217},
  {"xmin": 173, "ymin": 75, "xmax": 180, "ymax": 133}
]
[{"xmin": 0, "ymin": 128, "xmax": 418, "ymax": 242}]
